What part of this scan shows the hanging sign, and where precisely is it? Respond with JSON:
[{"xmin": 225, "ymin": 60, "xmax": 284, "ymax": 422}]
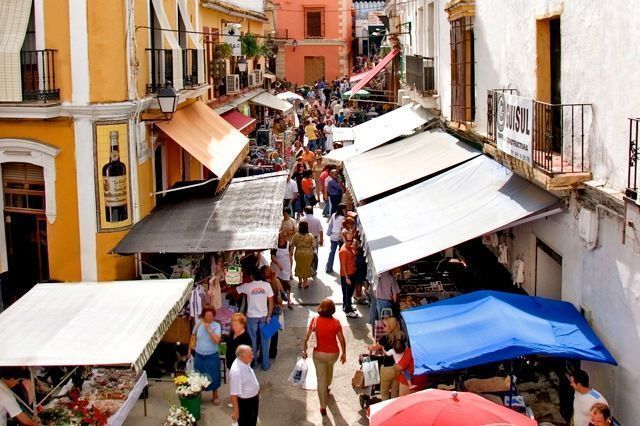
[
  {"xmin": 223, "ymin": 26, "xmax": 242, "ymax": 56},
  {"xmin": 496, "ymin": 93, "xmax": 533, "ymax": 165}
]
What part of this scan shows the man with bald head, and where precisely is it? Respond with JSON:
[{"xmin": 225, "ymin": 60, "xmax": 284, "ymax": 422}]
[{"xmin": 229, "ymin": 345, "xmax": 260, "ymax": 425}]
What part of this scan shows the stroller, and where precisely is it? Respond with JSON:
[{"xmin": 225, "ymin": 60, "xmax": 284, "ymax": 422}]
[{"xmin": 354, "ymin": 353, "xmax": 385, "ymax": 410}]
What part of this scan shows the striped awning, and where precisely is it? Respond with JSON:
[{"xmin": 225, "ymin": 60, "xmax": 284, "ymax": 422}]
[{"xmin": 0, "ymin": 0, "xmax": 33, "ymax": 102}]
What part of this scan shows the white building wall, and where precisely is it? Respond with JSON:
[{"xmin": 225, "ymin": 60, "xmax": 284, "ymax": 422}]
[{"xmin": 224, "ymin": 0, "xmax": 264, "ymax": 13}]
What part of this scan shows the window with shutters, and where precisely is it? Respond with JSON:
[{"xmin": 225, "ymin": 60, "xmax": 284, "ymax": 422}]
[
  {"xmin": 305, "ymin": 8, "xmax": 325, "ymax": 39},
  {"xmin": 2, "ymin": 163, "xmax": 46, "ymax": 214},
  {"xmin": 450, "ymin": 17, "xmax": 475, "ymax": 123}
]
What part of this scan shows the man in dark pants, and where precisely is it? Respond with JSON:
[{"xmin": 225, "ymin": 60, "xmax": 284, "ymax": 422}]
[
  {"xmin": 230, "ymin": 345, "xmax": 260, "ymax": 426},
  {"xmin": 326, "ymin": 169, "xmax": 343, "ymax": 215}
]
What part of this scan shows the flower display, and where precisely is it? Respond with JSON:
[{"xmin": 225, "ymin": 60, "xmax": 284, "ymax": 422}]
[
  {"xmin": 173, "ymin": 371, "xmax": 211, "ymax": 399},
  {"xmin": 163, "ymin": 405, "xmax": 196, "ymax": 426}
]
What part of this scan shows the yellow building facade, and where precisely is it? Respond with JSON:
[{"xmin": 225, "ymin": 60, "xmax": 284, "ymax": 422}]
[{"xmin": 0, "ymin": 0, "xmax": 268, "ymax": 304}]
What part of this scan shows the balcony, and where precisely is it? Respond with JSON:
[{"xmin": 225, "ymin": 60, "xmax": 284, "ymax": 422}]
[
  {"xmin": 265, "ymin": 29, "xmax": 288, "ymax": 40},
  {"xmin": 19, "ymin": 49, "xmax": 60, "ymax": 102},
  {"xmin": 486, "ymin": 89, "xmax": 592, "ymax": 190},
  {"xmin": 146, "ymin": 48, "xmax": 203, "ymax": 94},
  {"xmin": 626, "ymin": 118, "xmax": 640, "ymax": 202}
]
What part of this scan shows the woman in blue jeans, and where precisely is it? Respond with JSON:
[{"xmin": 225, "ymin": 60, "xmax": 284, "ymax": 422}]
[
  {"xmin": 188, "ymin": 306, "xmax": 222, "ymax": 405},
  {"xmin": 325, "ymin": 204, "xmax": 346, "ymax": 273}
]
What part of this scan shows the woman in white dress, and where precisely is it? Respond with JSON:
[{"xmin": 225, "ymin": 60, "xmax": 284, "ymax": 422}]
[{"xmin": 271, "ymin": 232, "xmax": 294, "ymax": 309}]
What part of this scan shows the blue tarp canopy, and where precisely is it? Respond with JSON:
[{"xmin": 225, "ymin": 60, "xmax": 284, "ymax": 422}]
[{"xmin": 402, "ymin": 291, "xmax": 617, "ymax": 375}]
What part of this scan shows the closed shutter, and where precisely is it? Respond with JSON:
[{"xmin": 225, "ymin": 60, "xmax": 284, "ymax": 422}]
[
  {"xmin": 2, "ymin": 162, "xmax": 44, "ymax": 182},
  {"xmin": 0, "ymin": 0, "xmax": 33, "ymax": 102},
  {"xmin": 305, "ymin": 9, "xmax": 324, "ymax": 38}
]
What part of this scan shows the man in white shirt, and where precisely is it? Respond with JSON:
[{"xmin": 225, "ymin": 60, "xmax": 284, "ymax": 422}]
[
  {"xmin": 230, "ymin": 345, "xmax": 260, "ymax": 426},
  {"xmin": 323, "ymin": 119, "xmax": 334, "ymax": 152},
  {"xmin": 236, "ymin": 271, "xmax": 274, "ymax": 371},
  {"xmin": 283, "ymin": 175, "xmax": 298, "ymax": 212},
  {"xmin": 0, "ymin": 368, "xmax": 35, "ymax": 426},
  {"xmin": 570, "ymin": 369, "xmax": 608, "ymax": 426}
]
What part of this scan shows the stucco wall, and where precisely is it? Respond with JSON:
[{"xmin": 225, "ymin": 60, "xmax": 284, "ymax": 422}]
[
  {"xmin": 436, "ymin": 0, "xmax": 640, "ymax": 192},
  {"xmin": 508, "ymin": 198, "xmax": 640, "ymax": 424}
]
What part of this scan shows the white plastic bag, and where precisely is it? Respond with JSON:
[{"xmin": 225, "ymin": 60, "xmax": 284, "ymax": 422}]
[
  {"xmin": 185, "ymin": 357, "xmax": 195, "ymax": 372},
  {"xmin": 288, "ymin": 357, "xmax": 308, "ymax": 387},
  {"xmin": 362, "ymin": 359, "xmax": 380, "ymax": 386},
  {"xmin": 301, "ymin": 358, "xmax": 317, "ymax": 390},
  {"xmin": 279, "ymin": 312, "xmax": 285, "ymax": 331}
]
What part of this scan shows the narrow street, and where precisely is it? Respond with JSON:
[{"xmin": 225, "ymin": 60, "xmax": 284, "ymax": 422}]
[{"xmin": 125, "ymin": 206, "xmax": 372, "ymax": 425}]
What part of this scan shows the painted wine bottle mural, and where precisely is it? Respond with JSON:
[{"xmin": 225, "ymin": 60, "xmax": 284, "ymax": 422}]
[{"xmin": 102, "ymin": 130, "xmax": 128, "ymax": 222}]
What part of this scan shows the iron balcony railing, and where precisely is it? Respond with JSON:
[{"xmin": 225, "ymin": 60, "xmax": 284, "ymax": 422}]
[
  {"xmin": 146, "ymin": 48, "xmax": 174, "ymax": 93},
  {"xmin": 20, "ymin": 49, "xmax": 59, "ymax": 102},
  {"xmin": 182, "ymin": 48, "xmax": 201, "ymax": 88},
  {"xmin": 265, "ymin": 29, "xmax": 288, "ymax": 40},
  {"xmin": 627, "ymin": 118, "xmax": 640, "ymax": 201},
  {"xmin": 405, "ymin": 54, "xmax": 435, "ymax": 94},
  {"xmin": 487, "ymin": 89, "xmax": 591, "ymax": 175}
]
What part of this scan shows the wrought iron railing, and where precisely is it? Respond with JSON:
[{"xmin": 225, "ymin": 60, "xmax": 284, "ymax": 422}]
[
  {"xmin": 627, "ymin": 118, "xmax": 640, "ymax": 201},
  {"xmin": 19, "ymin": 49, "xmax": 59, "ymax": 102},
  {"xmin": 265, "ymin": 29, "xmax": 288, "ymax": 40},
  {"xmin": 487, "ymin": 89, "xmax": 591, "ymax": 175},
  {"xmin": 146, "ymin": 48, "xmax": 174, "ymax": 93},
  {"xmin": 182, "ymin": 48, "xmax": 200, "ymax": 88}
]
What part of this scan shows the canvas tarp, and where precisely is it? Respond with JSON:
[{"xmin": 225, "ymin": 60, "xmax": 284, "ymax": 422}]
[
  {"xmin": 357, "ymin": 155, "xmax": 561, "ymax": 274},
  {"xmin": 114, "ymin": 172, "xmax": 287, "ymax": 254},
  {"xmin": 344, "ymin": 130, "xmax": 480, "ymax": 202},
  {"xmin": 402, "ymin": 290, "xmax": 617, "ymax": 375},
  {"xmin": 0, "ymin": 279, "xmax": 192, "ymax": 371}
]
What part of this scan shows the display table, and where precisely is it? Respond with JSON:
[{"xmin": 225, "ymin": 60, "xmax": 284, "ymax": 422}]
[{"xmin": 107, "ymin": 371, "xmax": 148, "ymax": 426}]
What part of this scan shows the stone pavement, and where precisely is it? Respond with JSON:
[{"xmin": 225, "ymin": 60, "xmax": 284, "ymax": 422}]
[{"xmin": 124, "ymin": 206, "xmax": 374, "ymax": 425}]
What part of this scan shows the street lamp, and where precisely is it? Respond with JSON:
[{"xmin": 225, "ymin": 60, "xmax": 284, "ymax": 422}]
[
  {"xmin": 292, "ymin": 39, "xmax": 298, "ymax": 51},
  {"xmin": 157, "ymin": 82, "xmax": 178, "ymax": 117},
  {"xmin": 237, "ymin": 56, "xmax": 248, "ymax": 73}
]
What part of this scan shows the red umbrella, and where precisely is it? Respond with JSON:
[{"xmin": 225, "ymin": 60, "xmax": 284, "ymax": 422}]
[{"xmin": 370, "ymin": 389, "xmax": 537, "ymax": 426}]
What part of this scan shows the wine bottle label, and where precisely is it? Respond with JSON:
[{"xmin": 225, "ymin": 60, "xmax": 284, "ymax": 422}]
[{"xmin": 103, "ymin": 175, "xmax": 128, "ymax": 207}]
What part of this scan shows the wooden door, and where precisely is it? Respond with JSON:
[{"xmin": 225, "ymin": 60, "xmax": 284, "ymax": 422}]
[{"xmin": 304, "ymin": 56, "xmax": 325, "ymax": 85}]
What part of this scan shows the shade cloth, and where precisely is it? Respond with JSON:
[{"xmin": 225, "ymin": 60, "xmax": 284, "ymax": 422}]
[
  {"xmin": 156, "ymin": 100, "xmax": 249, "ymax": 190},
  {"xmin": 402, "ymin": 290, "xmax": 617, "ymax": 375},
  {"xmin": 221, "ymin": 109, "xmax": 256, "ymax": 133},
  {"xmin": 249, "ymin": 91, "xmax": 293, "ymax": 113},
  {"xmin": 357, "ymin": 155, "xmax": 561, "ymax": 274},
  {"xmin": 369, "ymin": 389, "xmax": 537, "ymax": 426},
  {"xmin": 213, "ymin": 89, "xmax": 264, "ymax": 115},
  {"xmin": 0, "ymin": 279, "xmax": 192, "ymax": 371},
  {"xmin": 344, "ymin": 130, "xmax": 480, "ymax": 202},
  {"xmin": 349, "ymin": 70, "xmax": 371, "ymax": 83},
  {"xmin": 324, "ymin": 103, "xmax": 433, "ymax": 165},
  {"xmin": 276, "ymin": 91, "xmax": 303, "ymax": 101},
  {"xmin": 113, "ymin": 172, "xmax": 287, "ymax": 254},
  {"xmin": 332, "ymin": 126, "xmax": 355, "ymax": 143},
  {"xmin": 349, "ymin": 48, "xmax": 400, "ymax": 97},
  {"xmin": 0, "ymin": 0, "xmax": 33, "ymax": 102}
]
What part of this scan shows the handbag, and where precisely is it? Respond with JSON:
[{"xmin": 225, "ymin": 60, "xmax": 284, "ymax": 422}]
[
  {"xmin": 225, "ymin": 265, "xmax": 242, "ymax": 285},
  {"xmin": 189, "ymin": 321, "xmax": 202, "ymax": 351},
  {"xmin": 352, "ymin": 369, "xmax": 365, "ymax": 389},
  {"xmin": 306, "ymin": 317, "xmax": 318, "ymax": 349}
]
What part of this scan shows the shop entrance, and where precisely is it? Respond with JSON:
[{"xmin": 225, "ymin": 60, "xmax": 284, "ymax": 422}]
[
  {"xmin": 2, "ymin": 162, "xmax": 49, "ymax": 302},
  {"xmin": 304, "ymin": 56, "xmax": 325, "ymax": 85},
  {"xmin": 535, "ymin": 238, "xmax": 562, "ymax": 299}
]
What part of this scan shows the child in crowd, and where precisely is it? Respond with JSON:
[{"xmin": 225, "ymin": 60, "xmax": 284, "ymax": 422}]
[{"xmin": 386, "ymin": 339, "xmax": 416, "ymax": 390}]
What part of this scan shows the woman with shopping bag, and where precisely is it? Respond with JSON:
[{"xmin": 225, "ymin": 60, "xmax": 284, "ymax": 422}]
[
  {"xmin": 302, "ymin": 299, "xmax": 347, "ymax": 416},
  {"xmin": 367, "ymin": 317, "xmax": 406, "ymax": 400}
]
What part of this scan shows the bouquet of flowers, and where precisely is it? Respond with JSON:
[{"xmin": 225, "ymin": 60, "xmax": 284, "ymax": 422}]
[
  {"xmin": 173, "ymin": 371, "xmax": 211, "ymax": 399},
  {"xmin": 163, "ymin": 405, "xmax": 196, "ymax": 426}
]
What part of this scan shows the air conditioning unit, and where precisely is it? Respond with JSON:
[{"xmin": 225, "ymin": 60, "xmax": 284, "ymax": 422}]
[
  {"xmin": 247, "ymin": 73, "xmax": 255, "ymax": 87},
  {"xmin": 225, "ymin": 74, "xmax": 240, "ymax": 93},
  {"xmin": 423, "ymin": 59, "xmax": 435, "ymax": 92},
  {"xmin": 253, "ymin": 69, "xmax": 263, "ymax": 85}
]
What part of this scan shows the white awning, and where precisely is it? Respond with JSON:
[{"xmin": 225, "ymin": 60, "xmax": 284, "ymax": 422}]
[
  {"xmin": 0, "ymin": 0, "xmax": 33, "ymax": 102},
  {"xmin": 357, "ymin": 156, "xmax": 561, "ymax": 274},
  {"xmin": 324, "ymin": 144, "xmax": 358, "ymax": 166},
  {"xmin": 0, "ymin": 279, "xmax": 192, "ymax": 371},
  {"xmin": 249, "ymin": 91, "xmax": 293, "ymax": 113},
  {"xmin": 344, "ymin": 130, "xmax": 481, "ymax": 203}
]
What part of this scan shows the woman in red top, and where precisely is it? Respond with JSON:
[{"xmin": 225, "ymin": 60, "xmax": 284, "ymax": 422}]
[
  {"xmin": 302, "ymin": 299, "xmax": 347, "ymax": 416},
  {"xmin": 395, "ymin": 346, "xmax": 429, "ymax": 396}
]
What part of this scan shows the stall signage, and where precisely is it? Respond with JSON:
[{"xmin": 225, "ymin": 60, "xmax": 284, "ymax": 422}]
[
  {"xmin": 496, "ymin": 93, "xmax": 533, "ymax": 165},
  {"xmin": 223, "ymin": 26, "xmax": 242, "ymax": 56}
]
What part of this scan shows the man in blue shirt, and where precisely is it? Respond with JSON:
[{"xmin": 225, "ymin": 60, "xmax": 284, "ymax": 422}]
[{"xmin": 326, "ymin": 169, "xmax": 343, "ymax": 215}]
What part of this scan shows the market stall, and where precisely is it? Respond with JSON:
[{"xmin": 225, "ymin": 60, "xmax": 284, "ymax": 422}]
[
  {"xmin": 113, "ymin": 172, "xmax": 287, "ymax": 351},
  {"xmin": 0, "ymin": 279, "xmax": 193, "ymax": 425},
  {"xmin": 400, "ymin": 290, "xmax": 617, "ymax": 421}
]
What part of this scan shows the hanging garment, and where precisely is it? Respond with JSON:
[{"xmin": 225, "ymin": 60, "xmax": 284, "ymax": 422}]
[
  {"xmin": 498, "ymin": 243, "xmax": 509, "ymax": 265},
  {"xmin": 482, "ymin": 234, "xmax": 493, "ymax": 247},
  {"xmin": 512, "ymin": 259, "xmax": 525, "ymax": 287},
  {"xmin": 490, "ymin": 233, "xmax": 500, "ymax": 248},
  {"xmin": 189, "ymin": 285, "xmax": 207, "ymax": 318}
]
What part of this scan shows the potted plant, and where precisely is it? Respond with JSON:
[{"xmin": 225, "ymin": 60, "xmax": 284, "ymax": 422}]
[
  {"xmin": 241, "ymin": 33, "xmax": 275, "ymax": 60},
  {"xmin": 173, "ymin": 371, "xmax": 211, "ymax": 421},
  {"xmin": 163, "ymin": 405, "xmax": 196, "ymax": 426}
]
